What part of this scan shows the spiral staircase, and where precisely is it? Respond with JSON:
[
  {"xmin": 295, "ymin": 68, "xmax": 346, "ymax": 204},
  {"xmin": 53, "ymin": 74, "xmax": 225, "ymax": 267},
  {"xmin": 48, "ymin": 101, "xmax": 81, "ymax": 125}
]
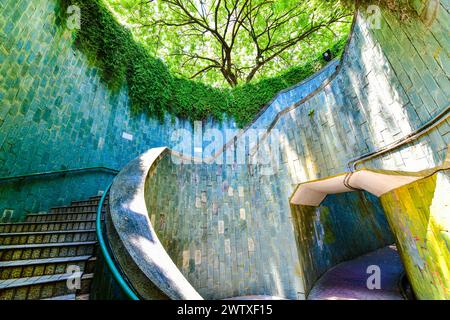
[{"xmin": 0, "ymin": 196, "xmax": 104, "ymax": 300}]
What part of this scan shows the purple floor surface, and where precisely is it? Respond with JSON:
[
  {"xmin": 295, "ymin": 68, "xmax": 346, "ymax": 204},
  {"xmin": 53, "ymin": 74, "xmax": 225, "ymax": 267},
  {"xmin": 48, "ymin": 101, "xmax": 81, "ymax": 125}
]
[{"xmin": 307, "ymin": 245, "xmax": 405, "ymax": 300}]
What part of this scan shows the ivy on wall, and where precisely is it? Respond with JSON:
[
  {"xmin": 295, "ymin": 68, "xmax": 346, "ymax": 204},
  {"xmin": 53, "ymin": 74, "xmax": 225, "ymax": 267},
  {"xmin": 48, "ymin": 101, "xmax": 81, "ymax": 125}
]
[{"xmin": 56, "ymin": 0, "xmax": 347, "ymax": 127}]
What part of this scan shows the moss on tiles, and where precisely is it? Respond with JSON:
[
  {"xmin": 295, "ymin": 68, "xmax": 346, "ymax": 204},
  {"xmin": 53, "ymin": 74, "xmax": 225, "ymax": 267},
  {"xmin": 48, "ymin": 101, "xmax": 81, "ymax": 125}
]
[{"xmin": 380, "ymin": 170, "xmax": 450, "ymax": 300}]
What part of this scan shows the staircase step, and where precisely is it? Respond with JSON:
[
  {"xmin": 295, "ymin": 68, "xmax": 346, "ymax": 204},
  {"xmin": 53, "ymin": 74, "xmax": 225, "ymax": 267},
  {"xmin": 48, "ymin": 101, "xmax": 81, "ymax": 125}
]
[
  {"xmin": 0, "ymin": 241, "xmax": 97, "ymax": 261},
  {"xmin": 76, "ymin": 293, "xmax": 90, "ymax": 300},
  {"xmin": 89, "ymin": 195, "xmax": 105, "ymax": 201},
  {"xmin": 0, "ymin": 220, "xmax": 96, "ymax": 233},
  {"xmin": 25, "ymin": 212, "xmax": 97, "ymax": 223},
  {"xmin": 0, "ymin": 256, "xmax": 96, "ymax": 280},
  {"xmin": 50, "ymin": 204, "xmax": 104, "ymax": 214},
  {"xmin": 0, "ymin": 229, "xmax": 96, "ymax": 245},
  {"xmin": 0, "ymin": 255, "xmax": 93, "ymax": 267},
  {"xmin": 43, "ymin": 293, "xmax": 76, "ymax": 300},
  {"xmin": 0, "ymin": 273, "xmax": 93, "ymax": 300},
  {"xmin": 71, "ymin": 198, "xmax": 101, "ymax": 206},
  {"xmin": 79, "ymin": 273, "xmax": 94, "ymax": 294},
  {"xmin": 0, "ymin": 273, "xmax": 73, "ymax": 289},
  {"xmin": 0, "ymin": 194, "xmax": 102, "ymax": 300},
  {"xmin": 72, "ymin": 196, "xmax": 107, "ymax": 204}
]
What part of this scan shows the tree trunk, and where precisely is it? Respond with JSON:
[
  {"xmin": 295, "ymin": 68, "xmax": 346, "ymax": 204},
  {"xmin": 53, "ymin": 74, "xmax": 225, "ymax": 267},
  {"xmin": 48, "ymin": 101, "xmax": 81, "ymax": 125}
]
[{"xmin": 221, "ymin": 69, "xmax": 238, "ymax": 87}]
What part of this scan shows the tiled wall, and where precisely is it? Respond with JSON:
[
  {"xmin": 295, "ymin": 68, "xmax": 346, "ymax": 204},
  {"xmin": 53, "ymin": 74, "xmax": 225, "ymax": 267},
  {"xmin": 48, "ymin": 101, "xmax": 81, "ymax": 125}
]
[
  {"xmin": 0, "ymin": 0, "xmax": 338, "ymax": 221},
  {"xmin": 291, "ymin": 192, "xmax": 395, "ymax": 294},
  {"xmin": 0, "ymin": 172, "xmax": 113, "ymax": 221},
  {"xmin": 146, "ymin": 155, "xmax": 306, "ymax": 299},
  {"xmin": 144, "ymin": 2, "xmax": 448, "ymax": 299},
  {"xmin": 253, "ymin": 3, "xmax": 448, "ymax": 297},
  {"xmin": 380, "ymin": 170, "xmax": 450, "ymax": 300},
  {"xmin": 265, "ymin": 6, "xmax": 449, "ymax": 185},
  {"xmin": 0, "ymin": 0, "xmax": 448, "ymax": 300}
]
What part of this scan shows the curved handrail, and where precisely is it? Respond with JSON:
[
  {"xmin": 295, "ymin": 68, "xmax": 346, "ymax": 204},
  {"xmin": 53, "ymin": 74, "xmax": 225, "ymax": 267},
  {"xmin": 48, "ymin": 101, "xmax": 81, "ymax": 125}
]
[
  {"xmin": 0, "ymin": 166, "xmax": 119, "ymax": 183},
  {"xmin": 347, "ymin": 105, "xmax": 450, "ymax": 171},
  {"xmin": 96, "ymin": 182, "xmax": 140, "ymax": 300}
]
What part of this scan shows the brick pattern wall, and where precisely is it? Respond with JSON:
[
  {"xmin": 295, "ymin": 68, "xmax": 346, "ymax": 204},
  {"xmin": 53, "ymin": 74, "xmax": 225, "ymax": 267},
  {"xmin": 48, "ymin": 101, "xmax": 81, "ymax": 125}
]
[
  {"xmin": 146, "ymin": 157, "xmax": 304, "ymax": 299},
  {"xmin": 266, "ymin": 7, "xmax": 449, "ymax": 186},
  {"xmin": 0, "ymin": 173, "xmax": 112, "ymax": 222},
  {"xmin": 0, "ymin": 0, "xmax": 448, "ymax": 300},
  {"xmin": 0, "ymin": 0, "xmax": 339, "ymax": 220}
]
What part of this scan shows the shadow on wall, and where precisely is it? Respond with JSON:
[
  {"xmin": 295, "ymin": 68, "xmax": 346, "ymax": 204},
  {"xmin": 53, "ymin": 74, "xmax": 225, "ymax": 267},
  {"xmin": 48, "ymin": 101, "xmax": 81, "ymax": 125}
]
[
  {"xmin": 290, "ymin": 191, "xmax": 395, "ymax": 295},
  {"xmin": 266, "ymin": 2, "xmax": 449, "ymax": 185}
]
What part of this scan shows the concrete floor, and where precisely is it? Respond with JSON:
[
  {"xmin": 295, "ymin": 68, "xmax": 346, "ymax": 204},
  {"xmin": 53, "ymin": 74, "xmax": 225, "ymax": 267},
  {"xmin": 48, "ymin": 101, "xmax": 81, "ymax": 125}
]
[{"xmin": 308, "ymin": 245, "xmax": 405, "ymax": 300}]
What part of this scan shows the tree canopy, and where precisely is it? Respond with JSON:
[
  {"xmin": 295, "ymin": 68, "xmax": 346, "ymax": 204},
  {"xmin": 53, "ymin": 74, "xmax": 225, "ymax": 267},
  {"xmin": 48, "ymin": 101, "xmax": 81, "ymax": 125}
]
[
  {"xmin": 106, "ymin": 0, "xmax": 352, "ymax": 87},
  {"xmin": 56, "ymin": 0, "xmax": 353, "ymax": 126}
]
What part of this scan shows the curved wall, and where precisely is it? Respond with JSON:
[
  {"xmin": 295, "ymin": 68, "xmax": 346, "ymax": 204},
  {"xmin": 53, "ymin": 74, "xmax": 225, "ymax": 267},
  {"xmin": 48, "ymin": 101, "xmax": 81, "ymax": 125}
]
[
  {"xmin": 262, "ymin": 7, "xmax": 449, "ymax": 183},
  {"xmin": 142, "ymin": 1, "xmax": 449, "ymax": 300},
  {"xmin": 0, "ymin": 0, "xmax": 339, "ymax": 221},
  {"xmin": 0, "ymin": 0, "xmax": 448, "ymax": 300},
  {"xmin": 380, "ymin": 169, "xmax": 450, "ymax": 300},
  {"xmin": 145, "ymin": 156, "xmax": 304, "ymax": 299},
  {"xmin": 247, "ymin": 2, "xmax": 449, "ymax": 297}
]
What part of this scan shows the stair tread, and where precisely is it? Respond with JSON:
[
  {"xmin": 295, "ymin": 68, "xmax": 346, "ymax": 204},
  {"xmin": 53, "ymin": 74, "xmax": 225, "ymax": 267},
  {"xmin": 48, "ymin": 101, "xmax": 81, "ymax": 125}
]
[
  {"xmin": 82, "ymin": 273, "xmax": 94, "ymax": 280},
  {"xmin": 27, "ymin": 212, "xmax": 98, "ymax": 216},
  {"xmin": 0, "ymin": 229, "xmax": 96, "ymax": 236},
  {"xmin": 43, "ymin": 294, "xmax": 76, "ymax": 300},
  {"xmin": 0, "ymin": 255, "xmax": 93, "ymax": 267},
  {"xmin": 0, "ymin": 241, "xmax": 97, "ymax": 250},
  {"xmin": 0, "ymin": 219, "xmax": 96, "ymax": 226},
  {"xmin": 0, "ymin": 273, "xmax": 72, "ymax": 289},
  {"xmin": 0, "ymin": 272, "xmax": 94, "ymax": 289},
  {"xmin": 0, "ymin": 195, "xmax": 100, "ymax": 300},
  {"xmin": 51, "ymin": 204, "xmax": 103, "ymax": 210}
]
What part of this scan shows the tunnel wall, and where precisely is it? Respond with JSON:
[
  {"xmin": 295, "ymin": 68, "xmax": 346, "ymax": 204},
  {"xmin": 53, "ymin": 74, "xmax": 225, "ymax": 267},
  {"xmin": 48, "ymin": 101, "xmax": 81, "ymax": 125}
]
[
  {"xmin": 290, "ymin": 191, "xmax": 395, "ymax": 294},
  {"xmin": 266, "ymin": 3, "xmax": 449, "ymax": 185},
  {"xmin": 380, "ymin": 170, "xmax": 450, "ymax": 300}
]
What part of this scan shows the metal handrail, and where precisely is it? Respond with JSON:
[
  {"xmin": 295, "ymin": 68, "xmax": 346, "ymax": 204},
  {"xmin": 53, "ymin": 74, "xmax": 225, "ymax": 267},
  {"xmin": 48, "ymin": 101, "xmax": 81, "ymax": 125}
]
[
  {"xmin": 0, "ymin": 166, "xmax": 119, "ymax": 183},
  {"xmin": 0, "ymin": 164, "xmax": 137, "ymax": 297},
  {"xmin": 96, "ymin": 182, "xmax": 140, "ymax": 300},
  {"xmin": 347, "ymin": 105, "xmax": 450, "ymax": 171}
]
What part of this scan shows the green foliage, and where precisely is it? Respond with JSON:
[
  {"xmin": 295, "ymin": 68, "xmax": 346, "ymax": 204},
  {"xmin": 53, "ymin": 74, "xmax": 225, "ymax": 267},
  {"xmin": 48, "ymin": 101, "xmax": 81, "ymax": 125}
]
[
  {"xmin": 106, "ymin": 0, "xmax": 352, "ymax": 87},
  {"xmin": 56, "ymin": 0, "xmax": 349, "ymax": 127}
]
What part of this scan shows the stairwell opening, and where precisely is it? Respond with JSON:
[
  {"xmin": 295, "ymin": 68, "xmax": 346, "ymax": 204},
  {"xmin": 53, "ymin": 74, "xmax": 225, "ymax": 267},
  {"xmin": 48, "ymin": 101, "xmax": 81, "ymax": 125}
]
[{"xmin": 290, "ymin": 190, "xmax": 398, "ymax": 298}]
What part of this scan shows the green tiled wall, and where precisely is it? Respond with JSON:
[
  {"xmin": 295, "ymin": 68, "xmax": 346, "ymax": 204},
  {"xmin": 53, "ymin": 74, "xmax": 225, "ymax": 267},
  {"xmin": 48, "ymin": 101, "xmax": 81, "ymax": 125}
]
[
  {"xmin": 291, "ymin": 192, "xmax": 395, "ymax": 294},
  {"xmin": 381, "ymin": 170, "xmax": 450, "ymax": 300},
  {"xmin": 146, "ymin": 157, "xmax": 304, "ymax": 299},
  {"xmin": 0, "ymin": 0, "xmax": 448, "ymax": 300}
]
